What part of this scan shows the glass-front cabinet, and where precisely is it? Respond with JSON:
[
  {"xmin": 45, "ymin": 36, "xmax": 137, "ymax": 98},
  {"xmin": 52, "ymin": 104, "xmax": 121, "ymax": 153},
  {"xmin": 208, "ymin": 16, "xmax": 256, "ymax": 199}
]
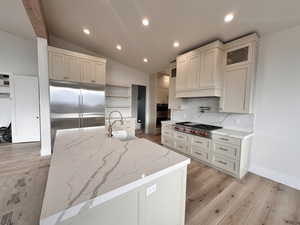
[{"xmin": 226, "ymin": 46, "xmax": 249, "ymax": 65}]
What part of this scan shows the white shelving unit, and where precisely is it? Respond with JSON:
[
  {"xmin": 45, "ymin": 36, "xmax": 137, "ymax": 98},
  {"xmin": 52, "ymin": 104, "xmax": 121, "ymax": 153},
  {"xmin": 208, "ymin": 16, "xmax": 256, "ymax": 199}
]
[
  {"xmin": 105, "ymin": 84, "xmax": 132, "ymax": 118},
  {"xmin": 0, "ymin": 74, "xmax": 11, "ymax": 99}
]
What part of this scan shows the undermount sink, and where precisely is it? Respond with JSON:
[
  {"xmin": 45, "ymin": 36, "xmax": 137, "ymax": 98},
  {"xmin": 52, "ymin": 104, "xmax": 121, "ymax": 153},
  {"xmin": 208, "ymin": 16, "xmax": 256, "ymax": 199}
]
[{"xmin": 112, "ymin": 130, "xmax": 137, "ymax": 142}]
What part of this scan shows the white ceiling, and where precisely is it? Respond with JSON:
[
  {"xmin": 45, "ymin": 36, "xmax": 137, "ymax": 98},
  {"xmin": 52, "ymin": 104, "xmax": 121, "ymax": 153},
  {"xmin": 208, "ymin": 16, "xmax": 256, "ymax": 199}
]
[
  {"xmin": 42, "ymin": 0, "xmax": 300, "ymax": 73},
  {"xmin": 0, "ymin": 0, "xmax": 35, "ymax": 39}
]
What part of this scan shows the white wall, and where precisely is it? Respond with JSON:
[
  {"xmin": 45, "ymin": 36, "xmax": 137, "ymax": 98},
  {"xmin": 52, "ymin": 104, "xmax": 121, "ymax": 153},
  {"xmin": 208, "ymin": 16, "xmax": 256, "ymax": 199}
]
[
  {"xmin": 106, "ymin": 59, "xmax": 149, "ymax": 87},
  {"xmin": 0, "ymin": 30, "xmax": 38, "ymax": 75},
  {"xmin": 0, "ymin": 30, "xmax": 38, "ymax": 127},
  {"xmin": 250, "ymin": 25, "xmax": 300, "ymax": 190}
]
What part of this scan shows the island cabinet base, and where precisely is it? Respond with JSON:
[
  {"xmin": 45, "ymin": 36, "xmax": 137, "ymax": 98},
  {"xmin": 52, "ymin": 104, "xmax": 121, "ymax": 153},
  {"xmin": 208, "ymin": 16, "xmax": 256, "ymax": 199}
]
[{"xmin": 57, "ymin": 166, "xmax": 187, "ymax": 225}]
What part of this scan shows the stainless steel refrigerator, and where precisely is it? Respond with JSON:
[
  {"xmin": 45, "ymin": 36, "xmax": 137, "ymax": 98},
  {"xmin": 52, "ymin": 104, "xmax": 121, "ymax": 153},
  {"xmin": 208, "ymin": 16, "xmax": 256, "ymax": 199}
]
[{"xmin": 50, "ymin": 81, "xmax": 105, "ymax": 148}]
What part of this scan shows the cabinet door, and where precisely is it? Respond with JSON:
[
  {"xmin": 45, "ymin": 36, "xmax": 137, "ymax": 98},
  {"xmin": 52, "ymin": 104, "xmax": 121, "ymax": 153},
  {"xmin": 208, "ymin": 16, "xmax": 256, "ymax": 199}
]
[
  {"xmin": 49, "ymin": 52, "xmax": 64, "ymax": 80},
  {"xmin": 63, "ymin": 55, "xmax": 81, "ymax": 82},
  {"xmin": 222, "ymin": 66, "xmax": 249, "ymax": 113},
  {"xmin": 168, "ymin": 77, "xmax": 181, "ymax": 109},
  {"xmin": 176, "ymin": 56, "xmax": 188, "ymax": 91},
  {"xmin": 201, "ymin": 49, "xmax": 216, "ymax": 88},
  {"xmin": 226, "ymin": 45, "xmax": 250, "ymax": 67},
  {"xmin": 188, "ymin": 52, "xmax": 201, "ymax": 90},
  {"xmin": 79, "ymin": 59, "xmax": 95, "ymax": 83},
  {"xmin": 94, "ymin": 62, "xmax": 106, "ymax": 85}
]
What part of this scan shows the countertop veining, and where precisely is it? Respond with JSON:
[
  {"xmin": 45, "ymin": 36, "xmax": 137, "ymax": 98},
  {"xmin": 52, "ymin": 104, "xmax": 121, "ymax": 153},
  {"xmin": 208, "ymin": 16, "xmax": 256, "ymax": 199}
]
[{"xmin": 41, "ymin": 127, "xmax": 189, "ymax": 224}]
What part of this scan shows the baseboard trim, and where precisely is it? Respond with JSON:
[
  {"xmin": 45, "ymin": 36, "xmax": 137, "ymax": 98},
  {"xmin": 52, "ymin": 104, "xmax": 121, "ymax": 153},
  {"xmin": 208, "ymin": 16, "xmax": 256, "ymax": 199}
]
[{"xmin": 249, "ymin": 164, "xmax": 300, "ymax": 190}]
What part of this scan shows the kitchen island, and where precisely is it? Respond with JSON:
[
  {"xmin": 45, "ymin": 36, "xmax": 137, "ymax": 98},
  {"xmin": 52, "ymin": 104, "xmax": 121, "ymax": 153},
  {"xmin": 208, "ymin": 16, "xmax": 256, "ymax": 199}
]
[{"xmin": 40, "ymin": 127, "xmax": 190, "ymax": 225}]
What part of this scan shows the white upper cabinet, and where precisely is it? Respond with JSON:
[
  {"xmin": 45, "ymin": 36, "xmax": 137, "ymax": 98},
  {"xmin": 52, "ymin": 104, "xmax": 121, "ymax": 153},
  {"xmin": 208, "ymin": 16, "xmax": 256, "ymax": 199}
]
[
  {"xmin": 201, "ymin": 49, "xmax": 218, "ymax": 88},
  {"xmin": 48, "ymin": 52, "xmax": 64, "ymax": 81},
  {"xmin": 94, "ymin": 62, "xmax": 106, "ymax": 84},
  {"xmin": 48, "ymin": 47, "xmax": 106, "ymax": 85},
  {"xmin": 188, "ymin": 51, "xmax": 201, "ymax": 89},
  {"xmin": 176, "ymin": 41, "xmax": 224, "ymax": 98},
  {"xmin": 64, "ymin": 55, "xmax": 81, "ymax": 82},
  {"xmin": 168, "ymin": 63, "xmax": 181, "ymax": 110},
  {"xmin": 222, "ymin": 65, "xmax": 249, "ymax": 113},
  {"xmin": 175, "ymin": 55, "xmax": 188, "ymax": 92},
  {"xmin": 79, "ymin": 59, "xmax": 95, "ymax": 83},
  {"xmin": 221, "ymin": 34, "xmax": 258, "ymax": 113}
]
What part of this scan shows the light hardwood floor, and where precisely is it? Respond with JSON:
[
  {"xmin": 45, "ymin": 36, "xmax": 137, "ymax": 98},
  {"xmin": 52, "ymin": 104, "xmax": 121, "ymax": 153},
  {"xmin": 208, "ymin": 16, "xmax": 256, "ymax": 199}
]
[{"xmin": 139, "ymin": 133, "xmax": 300, "ymax": 225}]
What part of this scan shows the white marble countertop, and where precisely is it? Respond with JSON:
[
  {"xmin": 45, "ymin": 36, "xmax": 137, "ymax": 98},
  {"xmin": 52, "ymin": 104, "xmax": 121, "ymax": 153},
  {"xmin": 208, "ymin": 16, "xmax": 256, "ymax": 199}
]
[
  {"xmin": 212, "ymin": 128, "xmax": 253, "ymax": 139},
  {"xmin": 161, "ymin": 120, "xmax": 176, "ymax": 124},
  {"xmin": 40, "ymin": 127, "xmax": 189, "ymax": 225}
]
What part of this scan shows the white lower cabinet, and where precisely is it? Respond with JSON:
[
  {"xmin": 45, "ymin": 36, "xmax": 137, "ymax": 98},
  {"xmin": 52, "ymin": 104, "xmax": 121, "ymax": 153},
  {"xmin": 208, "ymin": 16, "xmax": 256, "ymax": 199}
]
[
  {"xmin": 211, "ymin": 154, "xmax": 237, "ymax": 174},
  {"xmin": 161, "ymin": 125, "xmax": 252, "ymax": 179},
  {"xmin": 190, "ymin": 145, "xmax": 209, "ymax": 162},
  {"xmin": 174, "ymin": 131, "xmax": 188, "ymax": 154},
  {"xmin": 174, "ymin": 140, "xmax": 187, "ymax": 154}
]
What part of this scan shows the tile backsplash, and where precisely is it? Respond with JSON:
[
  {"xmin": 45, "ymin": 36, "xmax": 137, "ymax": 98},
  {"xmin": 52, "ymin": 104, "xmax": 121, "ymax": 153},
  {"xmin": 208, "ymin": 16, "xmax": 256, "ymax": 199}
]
[{"xmin": 171, "ymin": 98, "xmax": 254, "ymax": 132}]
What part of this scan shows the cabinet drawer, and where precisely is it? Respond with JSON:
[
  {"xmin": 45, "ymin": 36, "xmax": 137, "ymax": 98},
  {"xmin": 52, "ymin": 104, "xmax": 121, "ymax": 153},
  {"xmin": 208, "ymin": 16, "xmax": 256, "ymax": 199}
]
[
  {"xmin": 162, "ymin": 129, "xmax": 173, "ymax": 137},
  {"xmin": 214, "ymin": 143, "xmax": 239, "ymax": 159},
  {"xmin": 191, "ymin": 147, "xmax": 209, "ymax": 162},
  {"xmin": 213, "ymin": 134, "xmax": 240, "ymax": 146},
  {"xmin": 190, "ymin": 136, "xmax": 210, "ymax": 149},
  {"xmin": 212, "ymin": 154, "xmax": 236, "ymax": 174},
  {"xmin": 162, "ymin": 136, "xmax": 174, "ymax": 148},
  {"xmin": 174, "ymin": 140, "xmax": 187, "ymax": 153},
  {"xmin": 174, "ymin": 132, "xmax": 188, "ymax": 142}
]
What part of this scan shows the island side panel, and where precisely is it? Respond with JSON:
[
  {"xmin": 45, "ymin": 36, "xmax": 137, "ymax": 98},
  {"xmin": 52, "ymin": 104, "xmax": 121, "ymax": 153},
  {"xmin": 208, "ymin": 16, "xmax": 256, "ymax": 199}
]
[
  {"xmin": 57, "ymin": 166, "xmax": 187, "ymax": 225},
  {"xmin": 139, "ymin": 166, "xmax": 187, "ymax": 225}
]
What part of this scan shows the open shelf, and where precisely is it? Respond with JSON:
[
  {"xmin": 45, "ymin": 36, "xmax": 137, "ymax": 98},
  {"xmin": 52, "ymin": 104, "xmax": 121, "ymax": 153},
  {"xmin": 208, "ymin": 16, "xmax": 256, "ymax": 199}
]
[
  {"xmin": 106, "ymin": 95, "xmax": 131, "ymax": 98},
  {"xmin": 105, "ymin": 106, "xmax": 131, "ymax": 108}
]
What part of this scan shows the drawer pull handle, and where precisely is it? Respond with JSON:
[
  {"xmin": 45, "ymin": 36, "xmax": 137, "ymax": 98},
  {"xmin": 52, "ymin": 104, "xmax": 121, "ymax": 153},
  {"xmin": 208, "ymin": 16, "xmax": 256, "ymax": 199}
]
[
  {"xmin": 195, "ymin": 141, "xmax": 203, "ymax": 144},
  {"xmin": 217, "ymin": 160, "xmax": 227, "ymax": 165},
  {"xmin": 64, "ymin": 76, "xmax": 70, "ymax": 79},
  {"xmin": 219, "ymin": 147, "xmax": 228, "ymax": 152},
  {"xmin": 220, "ymin": 138, "xmax": 229, "ymax": 141},
  {"xmin": 91, "ymin": 80, "xmax": 96, "ymax": 83},
  {"xmin": 194, "ymin": 152, "xmax": 202, "ymax": 156}
]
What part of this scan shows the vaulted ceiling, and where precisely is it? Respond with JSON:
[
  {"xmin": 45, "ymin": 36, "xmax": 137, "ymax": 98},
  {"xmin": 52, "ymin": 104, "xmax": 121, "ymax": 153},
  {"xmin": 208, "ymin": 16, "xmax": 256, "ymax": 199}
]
[
  {"xmin": 41, "ymin": 0, "xmax": 300, "ymax": 73},
  {"xmin": 0, "ymin": 0, "xmax": 35, "ymax": 39}
]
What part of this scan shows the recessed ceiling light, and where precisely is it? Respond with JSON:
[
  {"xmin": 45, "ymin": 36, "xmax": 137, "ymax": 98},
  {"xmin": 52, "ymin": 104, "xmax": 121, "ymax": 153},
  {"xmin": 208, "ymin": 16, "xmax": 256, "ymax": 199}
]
[
  {"xmin": 224, "ymin": 13, "xmax": 234, "ymax": 23},
  {"xmin": 83, "ymin": 28, "xmax": 90, "ymax": 35},
  {"xmin": 142, "ymin": 18, "xmax": 149, "ymax": 26},
  {"xmin": 143, "ymin": 58, "xmax": 148, "ymax": 63},
  {"xmin": 173, "ymin": 41, "xmax": 180, "ymax": 48},
  {"xmin": 116, "ymin": 45, "xmax": 122, "ymax": 50}
]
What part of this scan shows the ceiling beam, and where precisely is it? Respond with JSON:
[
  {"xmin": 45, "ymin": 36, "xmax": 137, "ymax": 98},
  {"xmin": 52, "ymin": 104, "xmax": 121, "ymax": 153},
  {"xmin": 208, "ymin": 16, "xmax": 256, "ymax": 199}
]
[{"xmin": 22, "ymin": 0, "xmax": 48, "ymax": 39}]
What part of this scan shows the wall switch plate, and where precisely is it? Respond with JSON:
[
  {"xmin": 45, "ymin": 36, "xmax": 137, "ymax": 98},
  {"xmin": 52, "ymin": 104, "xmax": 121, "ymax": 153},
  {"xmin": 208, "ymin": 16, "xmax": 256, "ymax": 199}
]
[{"xmin": 146, "ymin": 184, "xmax": 157, "ymax": 197}]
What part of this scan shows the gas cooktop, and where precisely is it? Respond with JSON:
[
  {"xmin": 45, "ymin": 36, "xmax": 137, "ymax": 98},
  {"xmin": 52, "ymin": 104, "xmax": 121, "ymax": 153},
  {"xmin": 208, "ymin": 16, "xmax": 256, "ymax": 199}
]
[{"xmin": 174, "ymin": 122, "xmax": 222, "ymax": 138}]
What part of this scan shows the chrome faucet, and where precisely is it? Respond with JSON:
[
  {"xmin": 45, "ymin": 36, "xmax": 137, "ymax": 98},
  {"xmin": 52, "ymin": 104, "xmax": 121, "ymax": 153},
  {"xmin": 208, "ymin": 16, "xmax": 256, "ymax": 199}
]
[{"xmin": 107, "ymin": 111, "xmax": 124, "ymax": 137}]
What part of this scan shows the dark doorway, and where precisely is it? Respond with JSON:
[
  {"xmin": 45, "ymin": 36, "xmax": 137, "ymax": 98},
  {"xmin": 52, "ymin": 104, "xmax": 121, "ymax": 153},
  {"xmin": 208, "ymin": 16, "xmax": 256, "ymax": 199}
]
[{"xmin": 132, "ymin": 85, "xmax": 146, "ymax": 133}]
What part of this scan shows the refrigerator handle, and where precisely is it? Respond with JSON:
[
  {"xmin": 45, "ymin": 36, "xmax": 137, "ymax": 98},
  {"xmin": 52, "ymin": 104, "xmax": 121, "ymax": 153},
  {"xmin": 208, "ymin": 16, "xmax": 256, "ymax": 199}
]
[{"xmin": 79, "ymin": 92, "xmax": 82, "ymax": 127}]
